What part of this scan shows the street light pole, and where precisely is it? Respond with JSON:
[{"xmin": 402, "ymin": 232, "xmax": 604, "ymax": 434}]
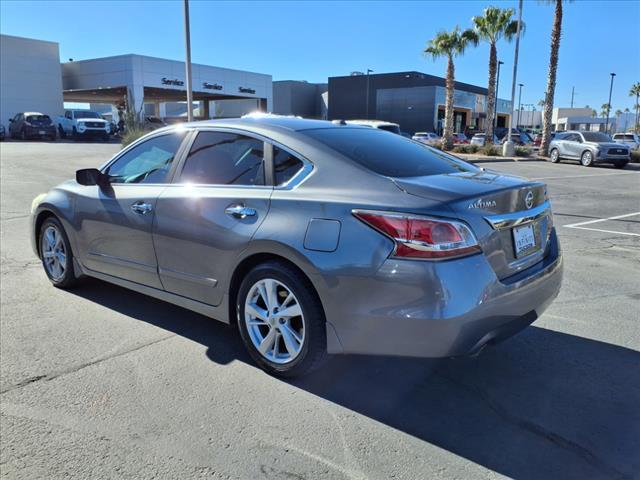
[
  {"xmin": 365, "ymin": 69, "xmax": 373, "ymax": 119},
  {"xmin": 605, "ymin": 72, "xmax": 616, "ymax": 133},
  {"xmin": 494, "ymin": 60, "xmax": 504, "ymax": 131},
  {"xmin": 504, "ymin": 0, "xmax": 523, "ymax": 156},
  {"xmin": 516, "ymin": 83, "xmax": 524, "ymax": 129},
  {"xmin": 183, "ymin": 0, "xmax": 194, "ymax": 122},
  {"xmin": 570, "ymin": 86, "xmax": 575, "ymax": 108}
]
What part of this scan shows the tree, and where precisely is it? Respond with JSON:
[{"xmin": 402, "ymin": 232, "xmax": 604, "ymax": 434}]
[
  {"xmin": 472, "ymin": 7, "xmax": 522, "ymax": 143},
  {"xmin": 600, "ymin": 103, "xmax": 611, "ymax": 118},
  {"xmin": 540, "ymin": 0, "xmax": 565, "ymax": 157},
  {"xmin": 629, "ymin": 82, "xmax": 640, "ymax": 133},
  {"xmin": 591, "ymin": 109, "xmax": 597, "ymax": 118},
  {"xmin": 424, "ymin": 27, "xmax": 478, "ymax": 150},
  {"xmin": 538, "ymin": 99, "xmax": 546, "ymax": 108}
]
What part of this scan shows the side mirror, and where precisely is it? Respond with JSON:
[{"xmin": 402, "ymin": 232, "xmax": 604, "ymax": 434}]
[
  {"xmin": 8, "ymin": 118, "xmax": 13, "ymax": 123},
  {"xmin": 76, "ymin": 168, "xmax": 107, "ymax": 186}
]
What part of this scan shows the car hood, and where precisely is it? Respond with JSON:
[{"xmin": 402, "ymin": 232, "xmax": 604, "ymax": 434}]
[{"xmin": 76, "ymin": 118, "xmax": 108, "ymax": 124}]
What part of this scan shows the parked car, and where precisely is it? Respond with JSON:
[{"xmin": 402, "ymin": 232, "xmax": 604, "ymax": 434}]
[
  {"xmin": 0, "ymin": 123, "xmax": 5, "ymax": 141},
  {"xmin": 533, "ymin": 132, "xmax": 557, "ymax": 147},
  {"xmin": 145, "ymin": 116, "xmax": 169, "ymax": 131},
  {"xmin": 453, "ymin": 133, "xmax": 469, "ymax": 145},
  {"xmin": 30, "ymin": 116, "xmax": 562, "ymax": 377},
  {"xmin": 549, "ymin": 131, "xmax": 630, "ymax": 168},
  {"xmin": 345, "ymin": 119, "xmax": 401, "ymax": 134},
  {"xmin": 612, "ymin": 132, "xmax": 640, "ymax": 151},
  {"xmin": 57, "ymin": 110, "xmax": 110, "ymax": 141},
  {"xmin": 470, "ymin": 133, "xmax": 500, "ymax": 146},
  {"xmin": 496, "ymin": 128, "xmax": 533, "ymax": 146},
  {"xmin": 412, "ymin": 132, "xmax": 440, "ymax": 145},
  {"xmin": 8, "ymin": 112, "xmax": 56, "ymax": 140}
]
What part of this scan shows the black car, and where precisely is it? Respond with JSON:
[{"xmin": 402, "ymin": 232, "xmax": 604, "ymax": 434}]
[{"xmin": 9, "ymin": 112, "xmax": 56, "ymax": 140}]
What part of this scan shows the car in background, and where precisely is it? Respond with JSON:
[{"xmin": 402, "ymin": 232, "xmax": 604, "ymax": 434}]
[
  {"xmin": 0, "ymin": 123, "xmax": 5, "ymax": 141},
  {"xmin": 612, "ymin": 132, "xmax": 640, "ymax": 151},
  {"xmin": 470, "ymin": 133, "xmax": 500, "ymax": 146},
  {"xmin": 412, "ymin": 132, "xmax": 440, "ymax": 145},
  {"xmin": 57, "ymin": 110, "xmax": 111, "ymax": 141},
  {"xmin": 533, "ymin": 132, "xmax": 557, "ymax": 147},
  {"xmin": 345, "ymin": 120, "xmax": 401, "ymax": 134},
  {"xmin": 549, "ymin": 131, "xmax": 630, "ymax": 168},
  {"xmin": 8, "ymin": 112, "xmax": 56, "ymax": 140},
  {"xmin": 145, "ymin": 116, "xmax": 169, "ymax": 131},
  {"xmin": 496, "ymin": 128, "xmax": 533, "ymax": 146},
  {"xmin": 30, "ymin": 116, "xmax": 562, "ymax": 377},
  {"xmin": 453, "ymin": 132, "xmax": 469, "ymax": 145}
]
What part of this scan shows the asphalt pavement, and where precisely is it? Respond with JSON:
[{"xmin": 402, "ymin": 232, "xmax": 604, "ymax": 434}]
[{"xmin": 1, "ymin": 140, "xmax": 639, "ymax": 479}]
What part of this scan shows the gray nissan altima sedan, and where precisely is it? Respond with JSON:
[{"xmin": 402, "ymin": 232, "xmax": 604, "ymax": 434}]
[{"xmin": 30, "ymin": 115, "xmax": 563, "ymax": 376}]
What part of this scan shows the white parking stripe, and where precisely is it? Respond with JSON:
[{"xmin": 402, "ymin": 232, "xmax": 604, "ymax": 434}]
[
  {"xmin": 532, "ymin": 172, "xmax": 638, "ymax": 181},
  {"xmin": 563, "ymin": 212, "xmax": 640, "ymax": 237}
]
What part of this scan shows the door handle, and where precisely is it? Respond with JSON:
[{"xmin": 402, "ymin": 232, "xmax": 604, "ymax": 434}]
[
  {"xmin": 130, "ymin": 201, "xmax": 153, "ymax": 215},
  {"xmin": 225, "ymin": 204, "xmax": 256, "ymax": 219}
]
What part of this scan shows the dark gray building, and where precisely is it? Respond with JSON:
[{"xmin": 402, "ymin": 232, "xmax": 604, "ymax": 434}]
[
  {"xmin": 328, "ymin": 71, "xmax": 512, "ymax": 135},
  {"xmin": 273, "ymin": 80, "xmax": 328, "ymax": 119}
]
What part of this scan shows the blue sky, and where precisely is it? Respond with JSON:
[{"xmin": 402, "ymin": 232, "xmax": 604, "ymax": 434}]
[{"xmin": 1, "ymin": 0, "xmax": 639, "ymax": 111}]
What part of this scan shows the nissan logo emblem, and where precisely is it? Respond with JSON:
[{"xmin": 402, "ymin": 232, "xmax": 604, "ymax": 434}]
[{"xmin": 525, "ymin": 191, "xmax": 534, "ymax": 209}]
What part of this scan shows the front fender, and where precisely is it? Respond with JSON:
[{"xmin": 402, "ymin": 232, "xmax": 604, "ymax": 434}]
[{"xmin": 31, "ymin": 188, "xmax": 77, "ymax": 258}]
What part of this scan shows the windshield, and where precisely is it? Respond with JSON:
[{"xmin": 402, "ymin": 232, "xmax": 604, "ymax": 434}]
[
  {"xmin": 75, "ymin": 111, "xmax": 101, "ymax": 119},
  {"xmin": 582, "ymin": 132, "xmax": 611, "ymax": 142},
  {"xmin": 26, "ymin": 115, "xmax": 51, "ymax": 124},
  {"xmin": 377, "ymin": 124, "xmax": 401, "ymax": 134},
  {"xmin": 304, "ymin": 127, "xmax": 479, "ymax": 177}
]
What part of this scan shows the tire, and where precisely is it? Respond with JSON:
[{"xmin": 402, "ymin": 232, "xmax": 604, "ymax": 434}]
[
  {"xmin": 20, "ymin": 128, "xmax": 27, "ymax": 141},
  {"xmin": 72, "ymin": 127, "xmax": 79, "ymax": 141},
  {"xmin": 102, "ymin": 133, "xmax": 110, "ymax": 142},
  {"xmin": 58, "ymin": 125, "xmax": 66, "ymax": 138},
  {"xmin": 581, "ymin": 150, "xmax": 594, "ymax": 167},
  {"xmin": 550, "ymin": 148, "xmax": 560, "ymax": 163},
  {"xmin": 236, "ymin": 261, "xmax": 327, "ymax": 377},
  {"xmin": 614, "ymin": 161, "xmax": 628, "ymax": 169},
  {"xmin": 38, "ymin": 217, "xmax": 79, "ymax": 289}
]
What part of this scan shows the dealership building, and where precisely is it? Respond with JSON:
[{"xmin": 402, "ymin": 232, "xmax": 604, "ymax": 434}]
[
  {"xmin": 1, "ymin": 34, "xmax": 272, "ymax": 125},
  {"xmin": 329, "ymin": 71, "xmax": 513, "ymax": 135}
]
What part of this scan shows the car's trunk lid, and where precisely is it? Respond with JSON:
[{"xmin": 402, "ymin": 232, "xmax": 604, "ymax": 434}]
[{"xmin": 391, "ymin": 170, "xmax": 553, "ymax": 280}]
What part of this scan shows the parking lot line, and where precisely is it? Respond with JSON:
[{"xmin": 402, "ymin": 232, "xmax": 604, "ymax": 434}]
[
  {"xmin": 531, "ymin": 171, "xmax": 638, "ymax": 181},
  {"xmin": 563, "ymin": 212, "xmax": 640, "ymax": 237}
]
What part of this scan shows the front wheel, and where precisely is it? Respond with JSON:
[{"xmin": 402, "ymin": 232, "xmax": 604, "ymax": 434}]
[
  {"xmin": 581, "ymin": 150, "xmax": 594, "ymax": 167},
  {"xmin": 58, "ymin": 125, "xmax": 66, "ymax": 138},
  {"xmin": 39, "ymin": 217, "xmax": 79, "ymax": 289},
  {"xmin": 237, "ymin": 261, "xmax": 327, "ymax": 377},
  {"xmin": 550, "ymin": 148, "xmax": 560, "ymax": 163}
]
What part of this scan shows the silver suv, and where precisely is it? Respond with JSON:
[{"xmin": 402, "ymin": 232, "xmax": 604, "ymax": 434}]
[{"xmin": 549, "ymin": 131, "xmax": 630, "ymax": 168}]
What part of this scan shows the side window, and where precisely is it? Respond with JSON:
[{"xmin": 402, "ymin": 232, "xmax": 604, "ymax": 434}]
[
  {"xmin": 65, "ymin": 111, "xmax": 72, "ymax": 119},
  {"xmin": 106, "ymin": 132, "xmax": 185, "ymax": 184},
  {"xmin": 273, "ymin": 146, "xmax": 304, "ymax": 186},
  {"xmin": 180, "ymin": 131, "xmax": 264, "ymax": 186}
]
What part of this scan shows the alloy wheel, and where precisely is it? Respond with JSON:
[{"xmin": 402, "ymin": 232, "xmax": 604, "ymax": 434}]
[
  {"xmin": 244, "ymin": 278, "xmax": 305, "ymax": 364},
  {"xmin": 41, "ymin": 225, "xmax": 67, "ymax": 281}
]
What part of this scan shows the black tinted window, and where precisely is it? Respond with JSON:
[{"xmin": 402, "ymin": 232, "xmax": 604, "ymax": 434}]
[
  {"xmin": 305, "ymin": 128, "xmax": 479, "ymax": 177},
  {"xmin": 582, "ymin": 132, "xmax": 611, "ymax": 142},
  {"xmin": 106, "ymin": 132, "xmax": 185, "ymax": 184},
  {"xmin": 273, "ymin": 147, "xmax": 304, "ymax": 186},
  {"xmin": 181, "ymin": 131, "xmax": 264, "ymax": 186}
]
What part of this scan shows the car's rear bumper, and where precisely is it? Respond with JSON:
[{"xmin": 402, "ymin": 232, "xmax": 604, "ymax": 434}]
[{"xmin": 319, "ymin": 228, "xmax": 563, "ymax": 357}]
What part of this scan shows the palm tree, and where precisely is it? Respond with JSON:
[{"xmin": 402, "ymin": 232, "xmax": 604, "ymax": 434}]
[
  {"xmin": 591, "ymin": 109, "xmax": 597, "ymax": 118},
  {"xmin": 600, "ymin": 103, "xmax": 611, "ymax": 118},
  {"xmin": 424, "ymin": 27, "xmax": 478, "ymax": 150},
  {"xmin": 472, "ymin": 7, "xmax": 522, "ymax": 143},
  {"xmin": 538, "ymin": 99, "xmax": 546, "ymax": 109},
  {"xmin": 629, "ymin": 82, "xmax": 640, "ymax": 133},
  {"xmin": 540, "ymin": 0, "xmax": 565, "ymax": 157}
]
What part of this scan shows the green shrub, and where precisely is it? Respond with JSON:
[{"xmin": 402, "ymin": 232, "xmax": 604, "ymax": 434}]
[
  {"xmin": 121, "ymin": 128, "xmax": 147, "ymax": 147},
  {"xmin": 515, "ymin": 146, "xmax": 532, "ymax": 157},
  {"xmin": 631, "ymin": 150, "xmax": 640, "ymax": 163},
  {"xmin": 482, "ymin": 144, "xmax": 499, "ymax": 156},
  {"xmin": 467, "ymin": 144, "xmax": 480, "ymax": 153},
  {"xmin": 451, "ymin": 145, "xmax": 467, "ymax": 154}
]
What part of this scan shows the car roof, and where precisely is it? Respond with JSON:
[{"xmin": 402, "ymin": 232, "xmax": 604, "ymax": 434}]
[
  {"xmin": 345, "ymin": 119, "xmax": 400, "ymax": 127},
  {"xmin": 176, "ymin": 114, "xmax": 372, "ymax": 134},
  {"xmin": 23, "ymin": 112, "xmax": 46, "ymax": 116}
]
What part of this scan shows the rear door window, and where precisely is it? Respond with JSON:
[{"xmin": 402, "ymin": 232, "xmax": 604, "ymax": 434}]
[
  {"xmin": 273, "ymin": 146, "xmax": 304, "ymax": 186},
  {"xmin": 304, "ymin": 127, "xmax": 479, "ymax": 177},
  {"xmin": 180, "ymin": 131, "xmax": 265, "ymax": 186}
]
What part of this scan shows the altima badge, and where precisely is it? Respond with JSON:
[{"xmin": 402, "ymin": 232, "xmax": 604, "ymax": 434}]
[
  {"xmin": 525, "ymin": 191, "xmax": 534, "ymax": 209},
  {"xmin": 468, "ymin": 199, "xmax": 497, "ymax": 209}
]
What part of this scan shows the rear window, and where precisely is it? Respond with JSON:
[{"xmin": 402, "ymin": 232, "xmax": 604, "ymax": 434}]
[
  {"xmin": 377, "ymin": 124, "xmax": 401, "ymax": 135},
  {"xmin": 26, "ymin": 115, "xmax": 51, "ymax": 123},
  {"xmin": 304, "ymin": 128, "xmax": 479, "ymax": 177}
]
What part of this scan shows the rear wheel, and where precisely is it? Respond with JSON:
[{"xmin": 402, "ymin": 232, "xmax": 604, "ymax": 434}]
[
  {"xmin": 550, "ymin": 148, "xmax": 560, "ymax": 163},
  {"xmin": 237, "ymin": 261, "xmax": 327, "ymax": 377},
  {"xmin": 39, "ymin": 217, "xmax": 79, "ymax": 289},
  {"xmin": 20, "ymin": 128, "xmax": 27, "ymax": 141},
  {"xmin": 581, "ymin": 150, "xmax": 594, "ymax": 167},
  {"xmin": 58, "ymin": 125, "xmax": 66, "ymax": 138}
]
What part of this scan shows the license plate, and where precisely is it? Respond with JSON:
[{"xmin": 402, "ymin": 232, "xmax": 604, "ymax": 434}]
[
  {"xmin": 513, "ymin": 224, "xmax": 536, "ymax": 257},
  {"xmin": 39, "ymin": 130, "xmax": 45, "ymax": 135}
]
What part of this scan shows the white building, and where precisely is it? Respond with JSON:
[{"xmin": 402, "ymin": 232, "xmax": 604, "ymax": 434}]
[
  {"xmin": 61, "ymin": 54, "xmax": 272, "ymax": 119},
  {"xmin": 0, "ymin": 34, "xmax": 64, "ymax": 124}
]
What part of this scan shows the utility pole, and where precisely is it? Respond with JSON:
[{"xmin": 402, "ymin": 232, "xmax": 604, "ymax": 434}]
[
  {"xmin": 183, "ymin": 0, "xmax": 194, "ymax": 122},
  {"xmin": 494, "ymin": 60, "xmax": 504, "ymax": 130},
  {"xmin": 516, "ymin": 83, "xmax": 524, "ymax": 129},
  {"xmin": 570, "ymin": 86, "xmax": 575, "ymax": 108},
  {"xmin": 605, "ymin": 72, "xmax": 615, "ymax": 133},
  {"xmin": 365, "ymin": 69, "xmax": 373, "ymax": 119},
  {"xmin": 503, "ymin": 0, "xmax": 523, "ymax": 156}
]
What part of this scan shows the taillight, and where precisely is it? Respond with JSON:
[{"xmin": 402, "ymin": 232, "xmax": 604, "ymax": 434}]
[{"xmin": 353, "ymin": 210, "xmax": 481, "ymax": 260}]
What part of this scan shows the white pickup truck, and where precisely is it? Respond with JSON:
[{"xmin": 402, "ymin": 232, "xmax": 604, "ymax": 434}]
[{"xmin": 57, "ymin": 110, "xmax": 110, "ymax": 140}]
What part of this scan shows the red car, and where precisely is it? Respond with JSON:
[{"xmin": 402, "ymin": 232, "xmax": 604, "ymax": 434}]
[{"xmin": 453, "ymin": 133, "xmax": 469, "ymax": 145}]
